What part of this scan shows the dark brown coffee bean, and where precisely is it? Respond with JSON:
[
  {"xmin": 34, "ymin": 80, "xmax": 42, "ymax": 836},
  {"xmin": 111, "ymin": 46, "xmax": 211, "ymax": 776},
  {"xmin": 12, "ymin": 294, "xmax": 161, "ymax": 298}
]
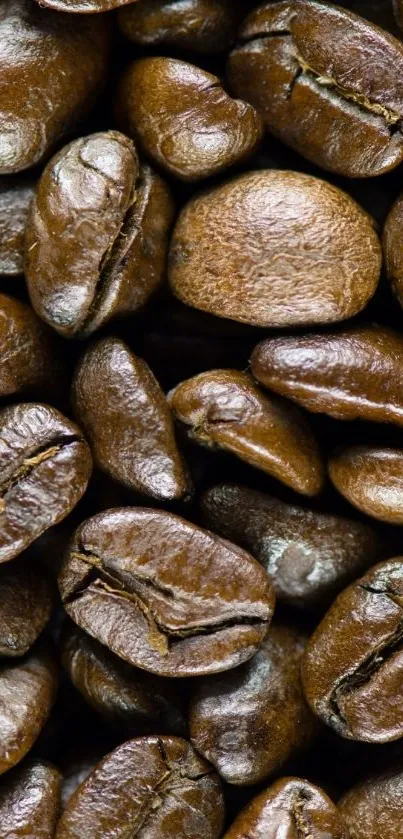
[
  {"xmin": 0, "ymin": 294, "xmax": 60, "ymax": 401},
  {"xmin": 0, "ymin": 181, "xmax": 35, "ymax": 277},
  {"xmin": 302, "ymin": 557, "xmax": 403, "ymax": 742},
  {"xmin": 34, "ymin": 0, "xmax": 134, "ymax": 10},
  {"xmin": 190, "ymin": 623, "xmax": 318, "ymax": 786},
  {"xmin": 0, "ymin": 559, "xmax": 54, "ymax": 657},
  {"xmin": 0, "ymin": 645, "xmax": 58, "ymax": 774},
  {"xmin": 56, "ymin": 736, "xmax": 225, "ymax": 839},
  {"xmin": 25, "ymin": 132, "xmax": 174, "ymax": 339},
  {"xmin": 72, "ymin": 337, "xmax": 190, "ymax": 501},
  {"xmin": 0, "ymin": 760, "xmax": 61, "ymax": 838},
  {"xmin": 383, "ymin": 189, "xmax": 403, "ymax": 310},
  {"xmin": 118, "ymin": 0, "xmax": 238, "ymax": 53},
  {"xmin": 169, "ymin": 171, "xmax": 380, "ymax": 326},
  {"xmin": 61, "ymin": 623, "xmax": 187, "ymax": 736},
  {"xmin": 329, "ymin": 446, "xmax": 403, "ymax": 523},
  {"xmin": 116, "ymin": 58, "xmax": 263, "ymax": 181},
  {"xmin": 0, "ymin": 403, "xmax": 92, "ymax": 563},
  {"xmin": 202, "ymin": 484, "xmax": 380, "ymax": 610},
  {"xmin": 61, "ymin": 756, "xmax": 98, "ymax": 809},
  {"xmin": 340, "ymin": 767, "xmax": 403, "ymax": 839},
  {"xmin": 340, "ymin": 0, "xmax": 399, "ymax": 32},
  {"xmin": 223, "ymin": 777, "xmax": 348, "ymax": 839},
  {"xmin": 58, "ymin": 507, "xmax": 275, "ymax": 678},
  {"xmin": 0, "ymin": 1, "xmax": 109, "ymax": 175},
  {"xmin": 228, "ymin": 0, "xmax": 403, "ymax": 178},
  {"xmin": 251, "ymin": 325, "xmax": 403, "ymax": 425}
]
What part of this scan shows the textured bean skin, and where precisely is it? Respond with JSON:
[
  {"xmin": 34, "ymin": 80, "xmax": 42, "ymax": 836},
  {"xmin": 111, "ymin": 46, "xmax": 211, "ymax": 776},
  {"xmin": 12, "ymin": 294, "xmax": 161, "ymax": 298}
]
[
  {"xmin": 302, "ymin": 558, "xmax": 403, "ymax": 743},
  {"xmin": 0, "ymin": 181, "xmax": 35, "ymax": 276},
  {"xmin": 116, "ymin": 58, "xmax": 263, "ymax": 181},
  {"xmin": 58, "ymin": 507, "xmax": 275, "ymax": 678},
  {"xmin": 383, "ymin": 189, "xmax": 403, "ymax": 310},
  {"xmin": 118, "ymin": 0, "xmax": 238, "ymax": 53},
  {"xmin": 34, "ymin": 0, "xmax": 136, "ymax": 11},
  {"xmin": 0, "ymin": 559, "xmax": 54, "ymax": 657},
  {"xmin": 0, "ymin": 294, "xmax": 60, "ymax": 401},
  {"xmin": 56, "ymin": 736, "xmax": 225, "ymax": 839},
  {"xmin": 0, "ymin": 760, "xmax": 61, "ymax": 839},
  {"xmin": 0, "ymin": 1, "xmax": 109, "ymax": 174},
  {"xmin": 340, "ymin": 768, "xmax": 403, "ymax": 839},
  {"xmin": 228, "ymin": 0, "xmax": 403, "ymax": 177},
  {"xmin": 329, "ymin": 446, "xmax": 403, "ymax": 523},
  {"xmin": 169, "ymin": 170, "xmax": 380, "ymax": 326}
]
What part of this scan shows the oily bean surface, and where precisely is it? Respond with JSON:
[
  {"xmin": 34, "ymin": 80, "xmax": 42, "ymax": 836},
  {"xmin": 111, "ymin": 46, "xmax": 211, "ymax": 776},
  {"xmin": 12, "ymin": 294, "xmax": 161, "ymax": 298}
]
[
  {"xmin": 0, "ymin": 294, "xmax": 60, "ymax": 401},
  {"xmin": 0, "ymin": 559, "xmax": 54, "ymax": 657},
  {"xmin": 0, "ymin": 181, "xmax": 35, "ymax": 277},
  {"xmin": 0, "ymin": 760, "xmax": 61, "ymax": 838},
  {"xmin": 329, "ymin": 446, "xmax": 403, "ymax": 523},
  {"xmin": 118, "ymin": 0, "xmax": 238, "ymax": 53},
  {"xmin": 340, "ymin": 767, "xmax": 403, "ymax": 839}
]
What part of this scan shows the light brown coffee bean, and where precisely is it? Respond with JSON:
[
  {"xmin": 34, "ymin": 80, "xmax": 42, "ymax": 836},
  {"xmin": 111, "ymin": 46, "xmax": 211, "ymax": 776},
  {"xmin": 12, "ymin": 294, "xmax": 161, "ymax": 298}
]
[
  {"xmin": 329, "ymin": 446, "xmax": 403, "ymax": 523},
  {"xmin": 340, "ymin": 767, "xmax": 403, "ymax": 839}
]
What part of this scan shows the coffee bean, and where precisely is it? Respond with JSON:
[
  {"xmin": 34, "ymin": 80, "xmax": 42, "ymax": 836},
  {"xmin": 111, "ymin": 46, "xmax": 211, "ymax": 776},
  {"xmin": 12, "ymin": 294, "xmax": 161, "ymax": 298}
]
[
  {"xmin": 329, "ymin": 446, "xmax": 403, "ymax": 523},
  {"xmin": 0, "ymin": 294, "xmax": 60, "ymax": 401},
  {"xmin": 340, "ymin": 766, "xmax": 403, "ymax": 839},
  {"xmin": 34, "ymin": 0, "xmax": 134, "ymax": 10},
  {"xmin": 118, "ymin": 0, "xmax": 238, "ymax": 54},
  {"xmin": 0, "ymin": 760, "xmax": 61, "ymax": 838},
  {"xmin": 58, "ymin": 507, "xmax": 275, "ymax": 677},
  {"xmin": 61, "ymin": 756, "xmax": 98, "ymax": 809},
  {"xmin": 0, "ymin": 558, "xmax": 54, "ymax": 657},
  {"xmin": 383, "ymin": 188, "xmax": 403, "ymax": 311},
  {"xmin": 0, "ymin": 181, "xmax": 35, "ymax": 277}
]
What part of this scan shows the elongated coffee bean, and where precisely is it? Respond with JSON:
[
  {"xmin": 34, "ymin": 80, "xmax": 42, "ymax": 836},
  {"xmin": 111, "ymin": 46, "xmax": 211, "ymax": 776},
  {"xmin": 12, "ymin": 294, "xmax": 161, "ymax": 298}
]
[
  {"xmin": 118, "ymin": 0, "xmax": 238, "ymax": 54},
  {"xmin": 0, "ymin": 760, "xmax": 61, "ymax": 838},
  {"xmin": 0, "ymin": 558, "xmax": 54, "ymax": 656},
  {"xmin": 340, "ymin": 766, "xmax": 403, "ymax": 839},
  {"xmin": 329, "ymin": 446, "xmax": 403, "ymax": 523}
]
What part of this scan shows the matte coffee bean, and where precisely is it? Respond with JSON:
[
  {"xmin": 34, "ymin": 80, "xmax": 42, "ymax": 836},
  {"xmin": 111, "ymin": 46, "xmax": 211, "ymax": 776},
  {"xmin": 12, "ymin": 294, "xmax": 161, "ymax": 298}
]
[
  {"xmin": 119, "ymin": 0, "xmax": 238, "ymax": 53},
  {"xmin": 251, "ymin": 325, "xmax": 403, "ymax": 425},
  {"xmin": 340, "ymin": 767, "xmax": 403, "ymax": 839},
  {"xmin": 0, "ymin": 760, "xmax": 61, "ymax": 838},
  {"xmin": 0, "ymin": 295, "xmax": 60, "ymax": 401},
  {"xmin": 222, "ymin": 777, "xmax": 348, "ymax": 839},
  {"xmin": 190, "ymin": 623, "xmax": 318, "ymax": 786},
  {"xmin": 329, "ymin": 446, "xmax": 403, "ymax": 523},
  {"xmin": 0, "ymin": 1, "xmax": 109, "ymax": 174},
  {"xmin": 168, "ymin": 370, "xmax": 324, "ymax": 496},
  {"xmin": 169, "ymin": 170, "xmax": 380, "ymax": 326},
  {"xmin": 302, "ymin": 557, "xmax": 403, "ymax": 742},
  {"xmin": 72, "ymin": 337, "xmax": 190, "ymax": 501},
  {"xmin": 116, "ymin": 58, "xmax": 263, "ymax": 181},
  {"xmin": 0, "ymin": 181, "xmax": 35, "ymax": 277},
  {"xmin": 25, "ymin": 132, "xmax": 174, "ymax": 339},
  {"xmin": 202, "ymin": 484, "xmax": 379, "ymax": 609},
  {"xmin": 0, "ymin": 403, "xmax": 92, "ymax": 563},
  {"xmin": 58, "ymin": 507, "xmax": 275, "ymax": 677},
  {"xmin": 56, "ymin": 736, "xmax": 225, "ymax": 839},
  {"xmin": 228, "ymin": 0, "xmax": 403, "ymax": 177},
  {"xmin": 0, "ymin": 559, "xmax": 54, "ymax": 657}
]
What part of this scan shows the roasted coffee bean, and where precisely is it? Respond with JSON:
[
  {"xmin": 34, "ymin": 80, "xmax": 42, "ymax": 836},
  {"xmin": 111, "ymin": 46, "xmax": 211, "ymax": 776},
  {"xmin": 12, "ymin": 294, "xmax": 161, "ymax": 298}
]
[
  {"xmin": 34, "ymin": 0, "xmax": 135, "ymax": 10},
  {"xmin": 0, "ymin": 645, "xmax": 58, "ymax": 774},
  {"xmin": 62, "ymin": 623, "xmax": 187, "ymax": 736},
  {"xmin": 0, "ymin": 180, "xmax": 35, "ymax": 277},
  {"xmin": 0, "ymin": 1, "xmax": 109, "ymax": 174},
  {"xmin": 329, "ymin": 446, "xmax": 403, "ymax": 523},
  {"xmin": 116, "ymin": 58, "xmax": 263, "ymax": 181},
  {"xmin": 169, "ymin": 170, "xmax": 380, "ymax": 326},
  {"xmin": 56, "ymin": 736, "xmax": 225, "ymax": 839},
  {"xmin": 190, "ymin": 623, "xmax": 318, "ymax": 786},
  {"xmin": 72, "ymin": 337, "xmax": 190, "ymax": 501},
  {"xmin": 383, "ymin": 189, "xmax": 403, "ymax": 310},
  {"xmin": 119, "ymin": 0, "xmax": 238, "ymax": 53},
  {"xmin": 251, "ymin": 325, "xmax": 403, "ymax": 425},
  {"xmin": 0, "ymin": 294, "xmax": 60, "ymax": 401},
  {"xmin": 339, "ymin": 0, "xmax": 399, "ymax": 32},
  {"xmin": 340, "ymin": 766, "xmax": 403, "ymax": 839},
  {"xmin": 222, "ymin": 777, "xmax": 348, "ymax": 839},
  {"xmin": 202, "ymin": 484, "xmax": 379, "ymax": 609},
  {"xmin": 302, "ymin": 557, "xmax": 403, "ymax": 742},
  {"xmin": 168, "ymin": 370, "xmax": 324, "ymax": 496},
  {"xmin": 25, "ymin": 132, "xmax": 174, "ymax": 339},
  {"xmin": 0, "ymin": 559, "xmax": 54, "ymax": 657},
  {"xmin": 228, "ymin": 0, "xmax": 403, "ymax": 178},
  {"xmin": 58, "ymin": 507, "xmax": 275, "ymax": 677},
  {"xmin": 61, "ymin": 756, "xmax": 98, "ymax": 809},
  {"xmin": 0, "ymin": 403, "xmax": 92, "ymax": 563},
  {"xmin": 0, "ymin": 760, "xmax": 61, "ymax": 838}
]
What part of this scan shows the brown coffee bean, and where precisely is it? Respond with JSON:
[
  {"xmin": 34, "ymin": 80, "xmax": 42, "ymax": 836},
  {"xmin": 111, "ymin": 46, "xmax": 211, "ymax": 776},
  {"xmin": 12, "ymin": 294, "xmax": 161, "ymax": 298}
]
[
  {"xmin": 168, "ymin": 370, "xmax": 324, "ymax": 496},
  {"xmin": 201, "ymin": 484, "xmax": 380, "ymax": 610},
  {"xmin": 72, "ymin": 337, "xmax": 190, "ymax": 501},
  {"xmin": 0, "ymin": 294, "xmax": 60, "ymax": 401},
  {"xmin": 0, "ymin": 760, "xmax": 61, "ymax": 838},
  {"xmin": 61, "ymin": 623, "xmax": 187, "ymax": 736},
  {"xmin": 56, "ymin": 736, "xmax": 225, "ymax": 839},
  {"xmin": 118, "ymin": 0, "xmax": 238, "ymax": 54},
  {"xmin": 302, "ymin": 557, "xmax": 403, "ymax": 742},
  {"xmin": 61, "ymin": 756, "xmax": 98, "ymax": 809},
  {"xmin": 34, "ymin": 0, "xmax": 135, "ymax": 10},
  {"xmin": 340, "ymin": 767, "xmax": 403, "ymax": 839},
  {"xmin": 222, "ymin": 777, "xmax": 348, "ymax": 839},
  {"xmin": 228, "ymin": 0, "xmax": 403, "ymax": 178},
  {"xmin": 0, "ymin": 645, "xmax": 58, "ymax": 774},
  {"xmin": 340, "ymin": 0, "xmax": 399, "ymax": 32},
  {"xmin": 0, "ymin": 559, "xmax": 54, "ymax": 657},
  {"xmin": 329, "ymin": 446, "xmax": 403, "ymax": 523},
  {"xmin": 0, "ymin": 403, "xmax": 92, "ymax": 564},
  {"xmin": 251, "ymin": 325, "xmax": 403, "ymax": 425},
  {"xmin": 169, "ymin": 171, "xmax": 380, "ymax": 326},
  {"xmin": 383, "ymin": 189, "xmax": 403, "ymax": 309},
  {"xmin": 58, "ymin": 507, "xmax": 275, "ymax": 678},
  {"xmin": 0, "ymin": 181, "xmax": 35, "ymax": 277},
  {"xmin": 190, "ymin": 623, "xmax": 318, "ymax": 786},
  {"xmin": 116, "ymin": 57, "xmax": 263, "ymax": 181},
  {"xmin": 0, "ymin": 1, "xmax": 109, "ymax": 174}
]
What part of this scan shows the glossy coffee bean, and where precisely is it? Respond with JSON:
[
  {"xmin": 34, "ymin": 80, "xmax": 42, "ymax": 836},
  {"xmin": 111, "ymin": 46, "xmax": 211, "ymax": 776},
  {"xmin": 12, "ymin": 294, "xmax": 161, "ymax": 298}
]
[
  {"xmin": 58, "ymin": 507, "xmax": 275, "ymax": 678},
  {"xmin": 340, "ymin": 767, "xmax": 403, "ymax": 839},
  {"xmin": 0, "ymin": 180, "xmax": 35, "ymax": 277},
  {"xmin": 202, "ymin": 484, "xmax": 379, "ymax": 609},
  {"xmin": 61, "ymin": 756, "xmax": 98, "ymax": 809},
  {"xmin": 0, "ymin": 1, "xmax": 109, "ymax": 174},
  {"xmin": 190, "ymin": 623, "xmax": 318, "ymax": 786},
  {"xmin": 228, "ymin": 0, "xmax": 403, "ymax": 178},
  {"xmin": 25, "ymin": 132, "xmax": 174, "ymax": 339},
  {"xmin": 251, "ymin": 325, "xmax": 403, "ymax": 425},
  {"xmin": 116, "ymin": 58, "xmax": 263, "ymax": 181},
  {"xmin": 62, "ymin": 623, "xmax": 187, "ymax": 736},
  {"xmin": 0, "ymin": 760, "xmax": 61, "ymax": 838},
  {"xmin": 0, "ymin": 294, "xmax": 60, "ymax": 401},
  {"xmin": 302, "ymin": 557, "xmax": 403, "ymax": 742},
  {"xmin": 0, "ymin": 403, "xmax": 92, "ymax": 563},
  {"xmin": 329, "ymin": 446, "xmax": 403, "ymax": 523},
  {"xmin": 56, "ymin": 736, "xmax": 225, "ymax": 839},
  {"xmin": 169, "ymin": 171, "xmax": 380, "ymax": 326},
  {"xmin": 119, "ymin": 0, "xmax": 238, "ymax": 53},
  {"xmin": 0, "ymin": 559, "xmax": 54, "ymax": 657},
  {"xmin": 383, "ymin": 189, "xmax": 403, "ymax": 310},
  {"xmin": 72, "ymin": 337, "xmax": 190, "ymax": 501},
  {"xmin": 168, "ymin": 370, "xmax": 324, "ymax": 496},
  {"xmin": 223, "ymin": 777, "xmax": 348, "ymax": 839},
  {"xmin": 34, "ymin": 0, "xmax": 135, "ymax": 11},
  {"xmin": 0, "ymin": 645, "xmax": 58, "ymax": 774}
]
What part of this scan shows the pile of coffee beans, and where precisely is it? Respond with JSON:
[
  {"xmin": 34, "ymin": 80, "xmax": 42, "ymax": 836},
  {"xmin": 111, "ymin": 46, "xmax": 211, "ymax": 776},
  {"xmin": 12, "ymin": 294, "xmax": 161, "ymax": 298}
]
[{"xmin": 3, "ymin": 0, "xmax": 403, "ymax": 835}]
